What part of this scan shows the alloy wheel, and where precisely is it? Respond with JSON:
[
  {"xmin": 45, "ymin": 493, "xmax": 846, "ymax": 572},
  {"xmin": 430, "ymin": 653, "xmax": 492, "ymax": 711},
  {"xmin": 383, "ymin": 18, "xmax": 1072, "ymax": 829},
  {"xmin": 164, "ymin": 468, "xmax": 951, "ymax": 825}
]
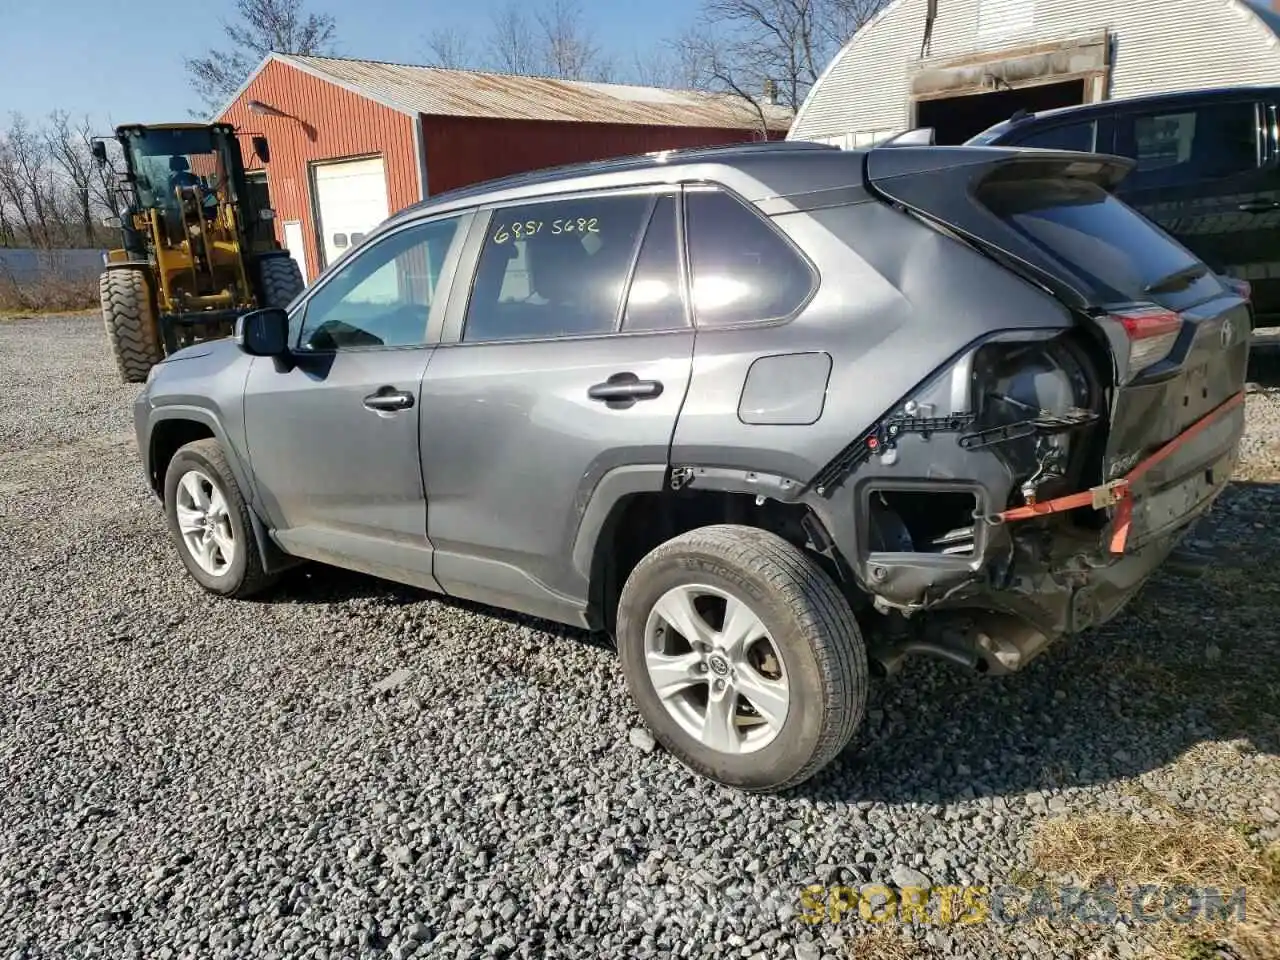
[{"xmin": 643, "ymin": 583, "xmax": 790, "ymax": 755}]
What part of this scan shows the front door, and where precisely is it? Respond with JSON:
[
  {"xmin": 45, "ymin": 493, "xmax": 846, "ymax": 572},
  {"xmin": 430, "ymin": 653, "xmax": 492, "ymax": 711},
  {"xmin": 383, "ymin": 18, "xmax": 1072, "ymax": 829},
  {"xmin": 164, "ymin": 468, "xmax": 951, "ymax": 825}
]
[
  {"xmin": 1113, "ymin": 98, "xmax": 1280, "ymax": 321},
  {"xmin": 420, "ymin": 189, "xmax": 694, "ymax": 624},
  {"xmin": 243, "ymin": 213, "xmax": 468, "ymax": 589}
]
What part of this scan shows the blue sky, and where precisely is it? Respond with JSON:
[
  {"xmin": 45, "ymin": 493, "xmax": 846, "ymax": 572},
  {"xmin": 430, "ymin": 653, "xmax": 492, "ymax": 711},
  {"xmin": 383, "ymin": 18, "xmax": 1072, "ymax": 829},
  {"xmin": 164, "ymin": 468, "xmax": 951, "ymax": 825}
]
[{"xmin": 2, "ymin": 0, "xmax": 696, "ymax": 130}]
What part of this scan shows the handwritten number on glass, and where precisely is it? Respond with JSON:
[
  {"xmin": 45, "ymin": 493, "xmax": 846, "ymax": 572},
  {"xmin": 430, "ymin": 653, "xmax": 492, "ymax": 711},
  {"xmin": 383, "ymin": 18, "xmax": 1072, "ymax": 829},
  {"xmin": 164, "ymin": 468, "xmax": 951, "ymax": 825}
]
[{"xmin": 492, "ymin": 217, "xmax": 600, "ymax": 244}]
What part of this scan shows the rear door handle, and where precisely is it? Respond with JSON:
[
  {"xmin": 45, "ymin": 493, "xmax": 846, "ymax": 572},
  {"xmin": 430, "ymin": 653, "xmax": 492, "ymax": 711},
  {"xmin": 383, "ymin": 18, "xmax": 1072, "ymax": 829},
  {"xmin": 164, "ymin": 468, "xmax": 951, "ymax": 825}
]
[
  {"xmin": 1238, "ymin": 200, "xmax": 1280, "ymax": 213},
  {"xmin": 587, "ymin": 373, "xmax": 664, "ymax": 408},
  {"xmin": 363, "ymin": 387, "xmax": 415, "ymax": 412}
]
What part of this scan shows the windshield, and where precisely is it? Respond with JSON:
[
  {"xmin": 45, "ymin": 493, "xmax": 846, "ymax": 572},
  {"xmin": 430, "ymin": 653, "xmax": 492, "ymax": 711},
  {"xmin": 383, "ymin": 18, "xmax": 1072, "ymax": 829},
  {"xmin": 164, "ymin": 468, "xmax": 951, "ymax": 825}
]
[
  {"xmin": 121, "ymin": 128, "xmax": 233, "ymax": 211},
  {"xmin": 975, "ymin": 175, "xmax": 1222, "ymax": 310}
]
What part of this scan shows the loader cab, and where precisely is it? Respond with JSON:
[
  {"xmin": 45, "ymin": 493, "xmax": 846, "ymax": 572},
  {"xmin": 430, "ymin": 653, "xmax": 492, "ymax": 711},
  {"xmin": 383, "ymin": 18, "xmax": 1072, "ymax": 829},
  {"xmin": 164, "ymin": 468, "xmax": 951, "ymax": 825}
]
[{"xmin": 116, "ymin": 124, "xmax": 242, "ymax": 217}]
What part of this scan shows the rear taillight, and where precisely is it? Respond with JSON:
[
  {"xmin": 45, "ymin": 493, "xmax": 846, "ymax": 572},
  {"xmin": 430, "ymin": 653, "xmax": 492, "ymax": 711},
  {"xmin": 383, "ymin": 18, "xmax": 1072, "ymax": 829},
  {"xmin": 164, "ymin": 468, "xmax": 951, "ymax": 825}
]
[{"xmin": 1111, "ymin": 305, "xmax": 1182, "ymax": 374}]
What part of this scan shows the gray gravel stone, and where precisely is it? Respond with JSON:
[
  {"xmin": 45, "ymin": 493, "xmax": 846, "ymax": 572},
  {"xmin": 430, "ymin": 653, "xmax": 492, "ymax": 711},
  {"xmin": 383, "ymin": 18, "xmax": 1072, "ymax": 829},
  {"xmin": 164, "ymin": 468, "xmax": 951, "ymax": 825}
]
[
  {"xmin": 628, "ymin": 727, "xmax": 656, "ymax": 753},
  {"xmin": 0, "ymin": 315, "xmax": 1277, "ymax": 960},
  {"xmin": 889, "ymin": 865, "xmax": 931, "ymax": 890}
]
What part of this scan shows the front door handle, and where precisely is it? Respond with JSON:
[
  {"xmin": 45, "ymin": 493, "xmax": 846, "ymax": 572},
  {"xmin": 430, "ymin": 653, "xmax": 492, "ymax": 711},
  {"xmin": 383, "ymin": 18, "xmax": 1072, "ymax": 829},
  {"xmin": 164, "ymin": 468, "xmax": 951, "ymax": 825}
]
[
  {"xmin": 1238, "ymin": 199, "xmax": 1280, "ymax": 213},
  {"xmin": 587, "ymin": 373, "xmax": 664, "ymax": 408},
  {"xmin": 363, "ymin": 387, "xmax": 415, "ymax": 412}
]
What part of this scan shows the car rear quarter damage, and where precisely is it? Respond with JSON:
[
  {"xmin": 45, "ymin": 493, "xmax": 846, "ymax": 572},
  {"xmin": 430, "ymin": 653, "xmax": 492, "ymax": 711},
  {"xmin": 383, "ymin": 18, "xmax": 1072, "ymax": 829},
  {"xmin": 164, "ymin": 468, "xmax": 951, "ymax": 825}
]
[{"xmin": 798, "ymin": 148, "xmax": 1251, "ymax": 676}]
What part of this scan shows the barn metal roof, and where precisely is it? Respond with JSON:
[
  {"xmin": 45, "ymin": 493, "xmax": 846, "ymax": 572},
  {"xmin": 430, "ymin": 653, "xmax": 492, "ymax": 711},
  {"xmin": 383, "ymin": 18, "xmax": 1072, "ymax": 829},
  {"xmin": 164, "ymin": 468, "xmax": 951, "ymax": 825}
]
[{"xmin": 268, "ymin": 54, "xmax": 792, "ymax": 131}]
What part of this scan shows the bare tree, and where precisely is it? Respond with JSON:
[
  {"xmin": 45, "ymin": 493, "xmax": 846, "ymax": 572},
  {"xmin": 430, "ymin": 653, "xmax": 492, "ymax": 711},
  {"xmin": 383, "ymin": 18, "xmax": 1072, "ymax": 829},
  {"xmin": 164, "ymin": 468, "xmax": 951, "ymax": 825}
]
[
  {"xmin": 444, "ymin": 0, "xmax": 613, "ymax": 81},
  {"xmin": 536, "ymin": 0, "xmax": 611, "ymax": 81},
  {"xmin": 185, "ymin": 0, "xmax": 338, "ymax": 115},
  {"xmin": 423, "ymin": 25, "xmax": 473, "ymax": 69},
  {"xmin": 677, "ymin": 0, "xmax": 887, "ymax": 122},
  {"xmin": 821, "ymin": 0, "xmax": 890, "ymax": 49},
  {"xmin": 670, "ymin": 27, "xmax": 773, "ymax": 137},
  {"xmin": 0, "ymin": 115, "xmax": 54, "ymax": 248},
  {"xmin": 486, "ymin": 2, "xmax": 541, "ymax": 76},
  {"xmin": 628, "ymin": 44, "xmax": 702, "ymax": 90},
  {"xmin": 46, "ymin": 112, "xmax": 98, "ymax": 246}
]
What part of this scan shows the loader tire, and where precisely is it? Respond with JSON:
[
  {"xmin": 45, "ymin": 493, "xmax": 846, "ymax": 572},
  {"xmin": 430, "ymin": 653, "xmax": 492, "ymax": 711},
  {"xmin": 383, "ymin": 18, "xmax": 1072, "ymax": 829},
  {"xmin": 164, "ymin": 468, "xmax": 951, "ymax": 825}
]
[
  {"xmin": 259, "ymin": 255, "xmax": 304, "ymax": 309},
  {"xmin": 101, "ymin": 267, "xmax": 163, "ymax": 384}
]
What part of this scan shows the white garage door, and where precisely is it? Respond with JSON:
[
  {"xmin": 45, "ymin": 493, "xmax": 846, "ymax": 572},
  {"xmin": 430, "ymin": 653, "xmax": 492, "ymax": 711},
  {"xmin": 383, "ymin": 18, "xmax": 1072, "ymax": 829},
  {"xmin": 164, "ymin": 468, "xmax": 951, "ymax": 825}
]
[{"xmin": 314, "ymin": 157, "xmax": 389, "ymax": 270}]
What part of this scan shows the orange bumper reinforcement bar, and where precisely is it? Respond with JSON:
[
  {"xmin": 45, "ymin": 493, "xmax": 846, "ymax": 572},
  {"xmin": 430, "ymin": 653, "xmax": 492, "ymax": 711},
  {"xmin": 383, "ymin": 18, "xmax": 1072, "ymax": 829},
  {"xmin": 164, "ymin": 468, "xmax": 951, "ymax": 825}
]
[{"xmin": 992, "ymin": 390, "xmax": 1246, "ymax": 554}]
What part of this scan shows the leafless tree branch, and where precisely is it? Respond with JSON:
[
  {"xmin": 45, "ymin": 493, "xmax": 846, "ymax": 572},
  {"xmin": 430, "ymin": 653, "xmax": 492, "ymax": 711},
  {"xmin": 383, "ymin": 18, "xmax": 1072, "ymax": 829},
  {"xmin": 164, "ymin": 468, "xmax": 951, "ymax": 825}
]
[
  {"xmin": 185, "ymin": 0, "xmax": 338, "ymax": 115},
  {"xmin": 423, "ymin": 25, "xmax": 474, "ymax": 70}
]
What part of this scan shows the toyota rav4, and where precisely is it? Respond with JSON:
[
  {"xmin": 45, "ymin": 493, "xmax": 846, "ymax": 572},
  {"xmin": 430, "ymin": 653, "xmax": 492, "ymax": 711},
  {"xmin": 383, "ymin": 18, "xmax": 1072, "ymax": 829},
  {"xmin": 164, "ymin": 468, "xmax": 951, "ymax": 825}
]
[{"xmin": 134, "ymin": 141, "xmax": 1249, "ymax": 792}]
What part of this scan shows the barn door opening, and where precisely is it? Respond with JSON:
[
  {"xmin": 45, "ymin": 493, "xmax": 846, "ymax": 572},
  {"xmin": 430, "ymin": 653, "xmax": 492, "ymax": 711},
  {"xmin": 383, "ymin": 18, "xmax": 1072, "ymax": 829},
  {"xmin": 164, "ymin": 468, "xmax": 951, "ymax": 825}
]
[{"xmin": 916, "ymin": 80, "xmax": 1086, "ymax": 145}]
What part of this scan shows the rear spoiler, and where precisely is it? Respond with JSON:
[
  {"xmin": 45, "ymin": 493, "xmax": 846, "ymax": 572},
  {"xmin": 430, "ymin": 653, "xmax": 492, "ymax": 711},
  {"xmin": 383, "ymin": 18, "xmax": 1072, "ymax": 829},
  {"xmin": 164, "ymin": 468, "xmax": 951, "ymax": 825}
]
[
  {"xmin": 866, "ymin": 145, "xmax": 1134, "ymax": 188},
  {"xmin": 862, "ymin": 148, "xmax": 1138, "ymax": 310}
]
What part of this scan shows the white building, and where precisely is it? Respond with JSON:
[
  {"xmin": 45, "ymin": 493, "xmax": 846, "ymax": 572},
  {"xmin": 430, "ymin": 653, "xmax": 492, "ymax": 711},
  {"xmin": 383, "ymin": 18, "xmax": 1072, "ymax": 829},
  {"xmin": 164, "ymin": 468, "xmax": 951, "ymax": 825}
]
[{"xmin": 789, "ymin": 0, "xmax": 1280, "ymax": 146}]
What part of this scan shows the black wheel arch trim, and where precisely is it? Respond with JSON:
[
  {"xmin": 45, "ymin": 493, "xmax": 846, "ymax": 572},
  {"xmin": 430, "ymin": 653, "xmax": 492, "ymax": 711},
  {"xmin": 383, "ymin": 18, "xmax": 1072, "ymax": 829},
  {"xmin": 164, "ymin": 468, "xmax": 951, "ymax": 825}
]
[{"xmin": 146, "ymin": 405, "xmax": 300, "ymax": 575}]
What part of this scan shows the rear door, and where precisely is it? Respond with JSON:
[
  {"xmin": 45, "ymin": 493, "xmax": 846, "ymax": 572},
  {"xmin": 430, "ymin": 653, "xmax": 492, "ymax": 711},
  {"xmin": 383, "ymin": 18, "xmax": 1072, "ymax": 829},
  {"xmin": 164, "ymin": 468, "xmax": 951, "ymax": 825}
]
[
  {"xmin": 1111, "ymin": 97, "xmax": 1280, "ymax": 320},
  {"xmin": 419, "ymin": 187, "xmax": 695, "ymax": 624}
]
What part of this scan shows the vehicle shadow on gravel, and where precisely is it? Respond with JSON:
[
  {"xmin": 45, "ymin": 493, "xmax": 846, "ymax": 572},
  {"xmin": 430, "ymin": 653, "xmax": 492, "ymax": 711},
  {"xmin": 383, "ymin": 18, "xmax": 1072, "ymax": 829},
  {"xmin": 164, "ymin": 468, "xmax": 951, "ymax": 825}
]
[
  {"xmin": 807, "ymin": 479, "xmax": 1280, "ymax": 805},
  {"xmin": 264, "ymin": 563, "xmax": 616, "ymax": 649}
]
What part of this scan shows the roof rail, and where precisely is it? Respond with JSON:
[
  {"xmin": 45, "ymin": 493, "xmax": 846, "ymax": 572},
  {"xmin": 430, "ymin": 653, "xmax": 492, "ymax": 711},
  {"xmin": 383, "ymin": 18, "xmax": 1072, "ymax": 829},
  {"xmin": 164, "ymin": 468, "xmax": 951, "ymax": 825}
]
[{"xmin": 645, "ymin": 140, "xmax": 840, "ymax": 160}]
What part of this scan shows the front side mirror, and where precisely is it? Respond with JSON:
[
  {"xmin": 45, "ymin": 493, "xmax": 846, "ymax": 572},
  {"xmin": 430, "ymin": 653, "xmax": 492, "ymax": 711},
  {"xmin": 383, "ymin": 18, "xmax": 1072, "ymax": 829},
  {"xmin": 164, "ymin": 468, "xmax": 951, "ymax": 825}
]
[
  {"xmin": 236, "ymin": 307, "xmax": 289, "ymax": 357},
  {"xmin": 252, "ymin": 135, "xmax": 271, "ymax": 164},
  {"xmin": 91, "ymin": 139, "xmax": 109, "ymax": 165}
]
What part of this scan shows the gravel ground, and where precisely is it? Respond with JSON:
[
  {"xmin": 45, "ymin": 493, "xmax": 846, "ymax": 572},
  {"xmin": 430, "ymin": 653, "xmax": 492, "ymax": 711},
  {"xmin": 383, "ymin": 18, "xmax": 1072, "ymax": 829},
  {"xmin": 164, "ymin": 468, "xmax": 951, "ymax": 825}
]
[{"xmin": 1, "ymin": 315, "xmax": 1278, "ymax": 960}]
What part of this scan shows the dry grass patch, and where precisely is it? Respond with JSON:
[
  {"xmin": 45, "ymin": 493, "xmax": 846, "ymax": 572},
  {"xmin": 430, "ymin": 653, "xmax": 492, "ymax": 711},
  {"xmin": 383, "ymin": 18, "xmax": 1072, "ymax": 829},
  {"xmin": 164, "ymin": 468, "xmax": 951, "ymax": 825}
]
[
  {"xmin": 1030, "ymin": 810, "xmax": 1280, "ymax": 960},
  {"xmin": 843, "ymin": 926, "xmax": 935, "ymax": 959},
  {"xmin": 0, "ymin": 273, "xmax": 98, "ymax": 315}
]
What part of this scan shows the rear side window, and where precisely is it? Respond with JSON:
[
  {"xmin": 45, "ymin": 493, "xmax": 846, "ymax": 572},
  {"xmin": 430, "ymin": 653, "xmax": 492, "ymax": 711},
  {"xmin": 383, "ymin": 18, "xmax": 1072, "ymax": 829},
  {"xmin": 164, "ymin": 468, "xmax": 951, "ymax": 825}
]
[
  {"xmin": 685, "ymin": 188, "xmax": 813, "ymax": 326},
  {"xmin": 463, "ymin": 193, "xmax": 652, "ymax": 342},
  {"xmin": 1013, "ymin": 120, "xmax": 1097, "ymax": 153},
  {"xmin": 977, "ymin": 175, "xmax": 1219, "ymax": 309},
  {"xmin": 1115, "ymin": 102, "xmax": 1259, "ymax": 189}
]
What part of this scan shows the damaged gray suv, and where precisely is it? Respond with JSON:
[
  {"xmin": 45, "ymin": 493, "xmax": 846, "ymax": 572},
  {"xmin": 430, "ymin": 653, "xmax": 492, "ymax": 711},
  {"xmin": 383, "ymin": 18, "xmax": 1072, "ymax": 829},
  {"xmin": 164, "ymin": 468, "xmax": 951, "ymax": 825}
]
[{"xmin": 134, "ymin": 142, "xmax": 1249, "ymax": 792}]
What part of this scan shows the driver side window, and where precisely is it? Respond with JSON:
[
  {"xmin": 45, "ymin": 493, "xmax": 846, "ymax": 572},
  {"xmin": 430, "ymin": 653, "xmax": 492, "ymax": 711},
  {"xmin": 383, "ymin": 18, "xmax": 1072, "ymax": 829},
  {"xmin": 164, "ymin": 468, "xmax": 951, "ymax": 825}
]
[{"xmin": 299, "ymin": 216, "xmax": 461, "ymax": 351}]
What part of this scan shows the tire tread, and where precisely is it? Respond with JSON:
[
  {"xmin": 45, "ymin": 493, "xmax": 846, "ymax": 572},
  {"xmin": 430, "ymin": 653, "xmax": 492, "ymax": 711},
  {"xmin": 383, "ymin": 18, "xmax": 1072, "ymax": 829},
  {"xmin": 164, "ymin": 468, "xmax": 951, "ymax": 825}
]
[
  {"xmin": 258, "ymin": 255, "xmax": 304, "ymax": 309},
  {"xmin": 100, "ymin": 268, "xmax": 162, "ymax": 383}
]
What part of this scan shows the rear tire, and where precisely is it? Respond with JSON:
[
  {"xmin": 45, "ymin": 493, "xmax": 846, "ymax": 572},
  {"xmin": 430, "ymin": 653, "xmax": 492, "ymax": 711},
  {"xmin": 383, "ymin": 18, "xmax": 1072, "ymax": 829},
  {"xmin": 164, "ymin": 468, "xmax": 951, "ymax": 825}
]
[
  {"xmin": 101, "ymin": 267, "xmax": 162, "ymax": 384},
  {"xmin": 616, "ymin": 524, "xmax": 868, "ymax": 792},
  {"xmin": 258, "ymin": 255, "xmax": 304, "ymax": 309}
]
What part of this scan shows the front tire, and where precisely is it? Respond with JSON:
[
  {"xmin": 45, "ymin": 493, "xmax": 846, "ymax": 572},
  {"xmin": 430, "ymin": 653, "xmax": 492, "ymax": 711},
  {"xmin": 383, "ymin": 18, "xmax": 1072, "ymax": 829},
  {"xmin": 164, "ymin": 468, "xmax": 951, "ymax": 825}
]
[
  {"xmin": 163, "ymin": 439, "xmax": 274, "ymax": 598},
  {"xmin": 616, "ymin": 525, "xmax": 868, "ymax": 792},
  {"xmin": 100, "ymin": 267, "xmax": 162, "ymax": 384}
]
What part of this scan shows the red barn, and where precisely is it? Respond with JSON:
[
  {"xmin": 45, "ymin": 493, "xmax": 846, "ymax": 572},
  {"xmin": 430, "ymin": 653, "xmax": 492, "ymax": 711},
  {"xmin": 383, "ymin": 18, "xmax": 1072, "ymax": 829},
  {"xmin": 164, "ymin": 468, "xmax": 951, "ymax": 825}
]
[{"xmin": 217, "ymin": 54, "xmax": 792, "ymax": 282}]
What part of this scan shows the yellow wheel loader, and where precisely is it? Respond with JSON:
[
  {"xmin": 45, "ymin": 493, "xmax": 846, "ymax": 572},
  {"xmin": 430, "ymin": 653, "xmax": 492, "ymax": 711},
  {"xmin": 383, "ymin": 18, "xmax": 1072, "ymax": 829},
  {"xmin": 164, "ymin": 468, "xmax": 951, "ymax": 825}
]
[{"xmin": 91, "ymin": 123, "xmax": 305, "ymax": 383}]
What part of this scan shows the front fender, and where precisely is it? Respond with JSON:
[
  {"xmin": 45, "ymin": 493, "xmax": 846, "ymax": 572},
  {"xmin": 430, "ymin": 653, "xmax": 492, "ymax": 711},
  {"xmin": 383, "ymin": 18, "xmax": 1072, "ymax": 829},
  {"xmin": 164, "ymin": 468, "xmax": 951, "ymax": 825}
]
[{"xmin": 137, "ymin": 401, "xmax": 299, "ymax": 576}]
